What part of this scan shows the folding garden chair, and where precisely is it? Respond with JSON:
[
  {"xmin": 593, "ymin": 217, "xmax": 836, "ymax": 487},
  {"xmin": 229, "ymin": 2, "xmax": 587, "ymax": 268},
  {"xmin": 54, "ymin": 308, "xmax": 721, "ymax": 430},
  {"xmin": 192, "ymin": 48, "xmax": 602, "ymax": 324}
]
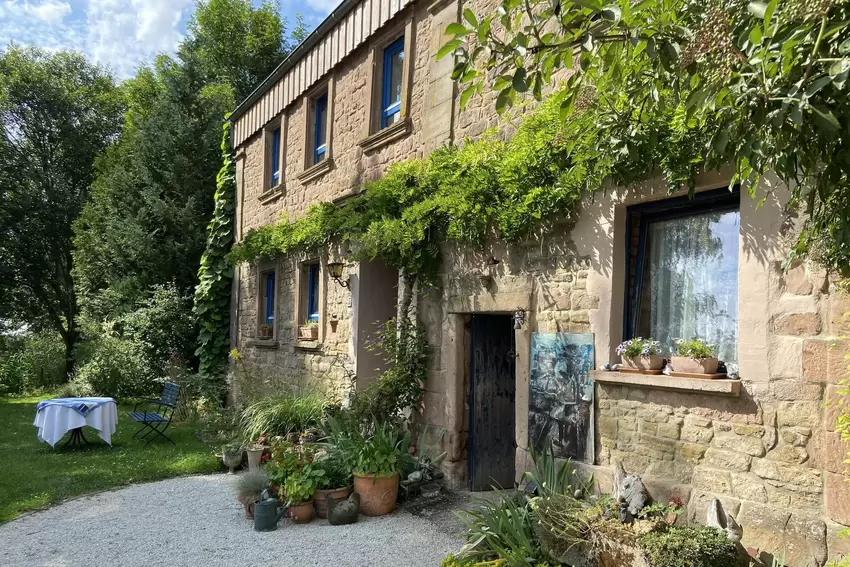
[{"xmin": 128, "ymin": 383, "xmax": 180, "ymax": 445}]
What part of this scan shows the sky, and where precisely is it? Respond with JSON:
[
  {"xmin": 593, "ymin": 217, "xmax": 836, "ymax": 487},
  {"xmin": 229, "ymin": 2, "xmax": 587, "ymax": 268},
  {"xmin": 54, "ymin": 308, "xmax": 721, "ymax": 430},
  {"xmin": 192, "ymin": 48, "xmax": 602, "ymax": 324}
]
[{"xmin": 0, "ymin": 0, "xmax": 334, "ymax": 80}]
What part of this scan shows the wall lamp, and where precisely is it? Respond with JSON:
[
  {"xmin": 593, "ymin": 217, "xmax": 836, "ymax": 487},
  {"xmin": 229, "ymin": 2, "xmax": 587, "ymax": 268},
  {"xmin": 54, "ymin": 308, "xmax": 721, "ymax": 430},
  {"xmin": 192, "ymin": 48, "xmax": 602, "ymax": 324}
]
[{"xmin": 327, "ymin": 262, "xmax": 350, "ymax": 288}]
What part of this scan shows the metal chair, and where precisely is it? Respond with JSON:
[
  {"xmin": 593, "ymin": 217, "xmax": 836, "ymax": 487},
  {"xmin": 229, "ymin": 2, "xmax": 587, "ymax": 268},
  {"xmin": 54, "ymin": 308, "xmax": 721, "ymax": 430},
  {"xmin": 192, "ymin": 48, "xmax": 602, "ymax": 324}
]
[{"xmin": 128, "ymin": 383, "xmax": 180, "ymax": 445}]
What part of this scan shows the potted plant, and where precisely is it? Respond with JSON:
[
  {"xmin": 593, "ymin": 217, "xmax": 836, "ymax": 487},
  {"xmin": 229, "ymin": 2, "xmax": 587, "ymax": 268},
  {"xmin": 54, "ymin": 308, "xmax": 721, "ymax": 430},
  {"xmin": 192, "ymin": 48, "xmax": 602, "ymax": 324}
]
[
  {"xmin": 234, "ymin": 470, "xmax": 268, "ymax": 519},
  {"xmin": 671, "ymin": 338, "xmax": 719, "ymax": 374},
  {"xmin": 258, "ymin": 323, "xmax": 274, "ymax": 339},
  {"xmin": 221, "ymin": 442, "xmax": 244, "ymax": 474},
  {"xmin": 314, "ymin": 457, "xmax": 352, "ymax": 519},
  {"xmin": 246, "ymin": 433, "xmax": 268, "ymax": 472},
  {"xmin": 616, "ymin": 338, "xmax": 664, "ymax": 371},
  {"xmin": 283, "ymin": 460, "xmax": 328, "ymax": 523},
  {"xmin": 351, "ymin": 423, "xmax": 413, "ymax": 516},
  {"xmin": 299, "ymin": 319, "xmax": 319, "ymax": 340},
  {"xmin": 264, "ymin": 440, "xmax": 300, "ymax": 497}
]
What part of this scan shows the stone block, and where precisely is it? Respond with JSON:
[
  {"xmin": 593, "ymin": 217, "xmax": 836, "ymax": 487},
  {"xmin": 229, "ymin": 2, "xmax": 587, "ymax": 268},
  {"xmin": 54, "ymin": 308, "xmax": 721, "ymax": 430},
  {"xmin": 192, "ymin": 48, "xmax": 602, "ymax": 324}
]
[
  {"xmin": 619, "ymin": 416, "xmax": 637, "ymax": 431},
  {"xmin": 681, "ymin": 424, "xmax": 714, "ymax": 444},
  {"xmin": 657, "ymin": 422, "xmax": 681, "ymax": 440},
  {"xmin": 751, "ymin": 458, "xmax": 822, "ymax": 487},
  {"xmin": 824, "ymin": 384, "xmax": 845, "ymax": 432},
  {"xmin": 642, "ymin": 479, "xmax": 692, "ymax": 509},
  {"xmin": 713, "ymin": 433, "xmax": 766, "ymax": 457},
  {"xmin": 782, "ymin": 261, "xmax": 813, "ymax": 295},
  {"xmin": 765, "ymin": 444, "xmax": 809, "ymax": 465},
  {"xmin": 776, "ymin": 400, "xmax": 822, "ymax": 429},
  {"xmin": 598, "ymin": 416, "xmax": 618, "ymax": 439},
  {"xmin": 639, "ymin": 421, "xmax": 658, "ymax": 436},
  {"xmin": 738, "ymin": 503, "xmax": 827, "ymax": 567},
  {"xmin": 730, "ymin": 472, "xmax": 768, "ymax": 503},
  {"xmin": 826, "ymin": 472, "xmax": 850, "ymax": 525},
  {"xmin": 812, "ymin": 431, "xmax": 850, "ymax": 475},
  {"xmin": 770, "ymin": 379, "xmax": 824, "ymax": 401},
  {"xmin": 803, "ymin": 338, "xmax": 850, "ymax": 385},
  {"xmin": 828, "ymin": 292, "xmax": 850, "ymax": 334},
  {"xmin": 704, "ymin": 448, "xmax": 752, "ymax": 472},
  {"xmin": 570, "ymin": 290, "xmax": 599, "ymax": 310},
  {"xmin": 679, "ymin": 443, "xmax": 708, "ymax": 464},
  {"xmin": 732, "ymin": 423, "xmax": 766, "ymax": 438},
  {"xmin": 645, "ymin": 460, "xmax": 693, "ymax": 483},
  {"xmin": 692, "ymin": 467, "xmax": 732, "ymax": 495},
  {"xmin": 780, "ymin": 426, "xmax": 812, "ymax": 447},
  {"xmin": 774, "ymin": 312, "xmax": 822, "ymax": 336},
  {"xmin": 684, "ymin": 415, "xmax": 712, "ymax": 428}
]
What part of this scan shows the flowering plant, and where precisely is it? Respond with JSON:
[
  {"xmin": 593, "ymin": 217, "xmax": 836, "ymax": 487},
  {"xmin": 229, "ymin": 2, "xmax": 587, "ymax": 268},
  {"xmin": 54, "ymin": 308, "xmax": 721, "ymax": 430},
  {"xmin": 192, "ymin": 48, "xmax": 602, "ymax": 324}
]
[
  {"xmin": 247, "ymin": 432, "xmax": 268, "ymax": 451},
  {"xmin": 616, "ymin": 337, "xmax": 662, "ymax": 359},
  {"xmin": 674, "ymin": 338, "xmax": 716, "ymax": 359}
]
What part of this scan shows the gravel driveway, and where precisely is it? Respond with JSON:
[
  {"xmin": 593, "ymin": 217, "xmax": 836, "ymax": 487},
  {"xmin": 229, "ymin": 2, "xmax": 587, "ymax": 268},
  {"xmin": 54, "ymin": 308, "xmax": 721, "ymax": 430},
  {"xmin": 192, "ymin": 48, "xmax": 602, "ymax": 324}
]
[{"xmin": 0, "ymin": 474, "xmax": 462, "ymax": 567}]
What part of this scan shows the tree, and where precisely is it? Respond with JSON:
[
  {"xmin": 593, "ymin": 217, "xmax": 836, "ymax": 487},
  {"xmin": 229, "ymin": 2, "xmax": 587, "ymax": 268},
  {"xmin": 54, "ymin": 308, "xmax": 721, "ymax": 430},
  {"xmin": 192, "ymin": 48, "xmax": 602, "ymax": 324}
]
[
  {"xmin": 0, "ymin": 46, "xmax": 123, "ymax": 379},
  {"xmin": 443, "ymin": 0, "xmax": 850, "ymax": 274}
]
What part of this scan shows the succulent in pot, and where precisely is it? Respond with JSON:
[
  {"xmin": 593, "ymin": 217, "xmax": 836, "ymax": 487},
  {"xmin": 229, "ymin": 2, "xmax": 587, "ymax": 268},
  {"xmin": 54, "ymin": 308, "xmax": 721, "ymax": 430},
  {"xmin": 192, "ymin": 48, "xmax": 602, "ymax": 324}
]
[
  {"xmin": 671, "ymin": 338, "xmax": 719, "ymax": 374},
  {"xmin": 616, "ymin": 337, "xmax": 663, "ymax": 370}
]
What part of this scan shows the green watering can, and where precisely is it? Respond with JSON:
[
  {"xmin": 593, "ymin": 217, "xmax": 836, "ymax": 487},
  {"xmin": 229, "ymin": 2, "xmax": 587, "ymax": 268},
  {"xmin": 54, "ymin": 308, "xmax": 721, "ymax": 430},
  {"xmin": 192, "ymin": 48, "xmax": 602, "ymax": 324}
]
[{"xmin": 253, "ymin": 489, "xmax": 288, "ymax": 532}]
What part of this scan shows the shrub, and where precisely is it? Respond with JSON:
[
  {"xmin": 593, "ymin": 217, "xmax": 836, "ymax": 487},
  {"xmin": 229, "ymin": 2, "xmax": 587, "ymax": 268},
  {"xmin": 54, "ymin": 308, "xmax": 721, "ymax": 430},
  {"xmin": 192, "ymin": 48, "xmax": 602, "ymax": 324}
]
[
  {"xmin": 74, "ymin": 334, "xmax": 160, "ymax": 399},
  {"xmin": 638, "ymin": 524, "xmax": 740, "ymax": 567},
  {"xmin": 674, "ymin": 338, "xmax": 717, "ymax": 359},
  {"xmin": 616, "ymin": 338, "xmax": 662, "ymax": 359},
  {"xmin": 0, "ymin": 331, "xmax": 66, "ymax": 395},
  {"xmin": 457, "ymin": 491, "xmax": 544, "ymax": 567},
  {"xmin": 239, "ymin": 392, "xmax": 328, "ymax": 441}
]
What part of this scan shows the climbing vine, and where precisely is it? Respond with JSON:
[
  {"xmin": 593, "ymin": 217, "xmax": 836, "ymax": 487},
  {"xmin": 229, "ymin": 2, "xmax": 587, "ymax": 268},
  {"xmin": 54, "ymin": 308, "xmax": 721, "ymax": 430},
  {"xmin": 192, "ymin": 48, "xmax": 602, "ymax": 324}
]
[
  {"xmin": 229, "ymin": 91, "xmax": 710, "ymax": 280},
  {"xmin": 194, "ymin": 118, "xmax": 236, "ymax": 397}
]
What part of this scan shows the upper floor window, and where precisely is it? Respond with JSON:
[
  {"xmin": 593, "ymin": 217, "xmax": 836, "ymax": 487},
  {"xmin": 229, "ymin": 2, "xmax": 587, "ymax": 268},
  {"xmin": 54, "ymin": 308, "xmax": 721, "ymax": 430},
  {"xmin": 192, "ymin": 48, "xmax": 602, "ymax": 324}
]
[
  {"xmin": 627, "ymin": 190, "xmax": 740, "ymax": 363},
  {"xmin": 270, "ymin": 126, "xmax": 281, "ymax": 188},
  {"xmin": 381, "ymin": 37, "xmax": 404, "ymax": 128},
  {"xmin": 313, "ymin": 93, "xmax": 328, "ymax": 165}
]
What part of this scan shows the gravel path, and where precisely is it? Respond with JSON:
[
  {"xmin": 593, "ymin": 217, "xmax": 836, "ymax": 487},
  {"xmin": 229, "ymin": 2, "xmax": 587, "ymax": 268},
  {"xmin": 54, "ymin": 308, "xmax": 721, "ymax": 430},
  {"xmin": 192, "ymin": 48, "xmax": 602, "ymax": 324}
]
[{"xmin": 0, "ymin": 474, "xmax": 462, "ymax": 567}]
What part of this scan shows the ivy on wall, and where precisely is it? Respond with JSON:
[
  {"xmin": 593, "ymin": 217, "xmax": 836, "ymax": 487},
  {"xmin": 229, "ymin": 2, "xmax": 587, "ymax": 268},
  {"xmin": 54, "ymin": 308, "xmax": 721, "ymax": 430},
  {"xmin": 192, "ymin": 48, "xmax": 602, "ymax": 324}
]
[
  {"xmin": 194, "ymin": 118, "xmax": 236, "ymax": 396},
  {"xmin": 228, "ymin": 90, "xmax": 711, "ymax": 280}
]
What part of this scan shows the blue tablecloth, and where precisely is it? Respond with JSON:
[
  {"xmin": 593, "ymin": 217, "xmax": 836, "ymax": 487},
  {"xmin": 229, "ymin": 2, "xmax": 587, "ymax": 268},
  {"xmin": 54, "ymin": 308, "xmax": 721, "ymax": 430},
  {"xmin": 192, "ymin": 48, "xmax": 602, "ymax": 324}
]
[{"xmin": 36, "ymin": 397, "xmax": 116, "ymax": 418}]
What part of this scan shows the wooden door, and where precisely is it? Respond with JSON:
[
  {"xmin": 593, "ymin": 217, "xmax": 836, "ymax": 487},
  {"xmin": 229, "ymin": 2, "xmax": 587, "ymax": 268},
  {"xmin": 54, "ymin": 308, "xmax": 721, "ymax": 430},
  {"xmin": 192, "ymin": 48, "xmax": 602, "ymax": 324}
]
[{"xmin": 469, "ymin": 314, "xmax": 516, "ymax": 491}]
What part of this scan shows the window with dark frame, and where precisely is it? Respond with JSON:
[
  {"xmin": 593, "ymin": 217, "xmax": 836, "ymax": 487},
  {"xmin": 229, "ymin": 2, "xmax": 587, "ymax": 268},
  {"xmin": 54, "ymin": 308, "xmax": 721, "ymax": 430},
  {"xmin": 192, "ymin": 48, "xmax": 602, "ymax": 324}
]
[
  {"xmin": 624, "ymin": 189, "xmax": 740, "ymax": 363},
  {"xmin": 270, "ymin": 126, "xmax": 281, "ymax": 188},
  {"xmin": 260, "ymin": 270, "xmax": 275, "ymax": 328},
  {"xmin": 304, "ymin": 262, "xmax": 319, "ymax": 323},
  {"xmin": 313, "ymin": 93, "xmax": 328, "ymax": 165},
  {"xmin": 381, "ymin": 36, "xmax": 404, "ymax": 129}
]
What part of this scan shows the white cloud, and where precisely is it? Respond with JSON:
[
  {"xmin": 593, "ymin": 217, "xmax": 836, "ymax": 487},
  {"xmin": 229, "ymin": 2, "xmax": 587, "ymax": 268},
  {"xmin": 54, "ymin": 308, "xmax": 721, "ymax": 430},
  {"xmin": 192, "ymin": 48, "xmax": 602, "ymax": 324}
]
[{"xmin": 1, "ymin": 0, "xmax": 71, "ymax": 24}]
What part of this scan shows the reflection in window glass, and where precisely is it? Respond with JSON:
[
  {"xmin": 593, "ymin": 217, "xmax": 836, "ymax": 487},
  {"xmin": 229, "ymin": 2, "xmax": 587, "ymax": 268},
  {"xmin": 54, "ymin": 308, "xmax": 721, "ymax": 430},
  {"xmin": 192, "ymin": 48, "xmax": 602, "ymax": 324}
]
[{"xmin": 381, "ymin": 37, "xmax": 404, "ymax": 128}]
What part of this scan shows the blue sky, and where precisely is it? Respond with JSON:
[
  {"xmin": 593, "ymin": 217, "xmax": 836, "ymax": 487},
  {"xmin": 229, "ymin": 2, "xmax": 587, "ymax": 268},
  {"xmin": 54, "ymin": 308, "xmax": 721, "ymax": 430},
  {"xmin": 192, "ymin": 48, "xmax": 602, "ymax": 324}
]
[{"xmin": 0, "ymin": 0, "xmax": 332, "ymax": 79}]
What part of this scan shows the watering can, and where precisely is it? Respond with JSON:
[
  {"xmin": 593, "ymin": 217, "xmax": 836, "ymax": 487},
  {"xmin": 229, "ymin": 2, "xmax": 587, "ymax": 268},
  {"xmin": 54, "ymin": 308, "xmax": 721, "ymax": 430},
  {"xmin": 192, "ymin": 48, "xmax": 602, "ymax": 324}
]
[{"xmin": 253, "ymin": 489, "xmax": 288, "ymax": 532}]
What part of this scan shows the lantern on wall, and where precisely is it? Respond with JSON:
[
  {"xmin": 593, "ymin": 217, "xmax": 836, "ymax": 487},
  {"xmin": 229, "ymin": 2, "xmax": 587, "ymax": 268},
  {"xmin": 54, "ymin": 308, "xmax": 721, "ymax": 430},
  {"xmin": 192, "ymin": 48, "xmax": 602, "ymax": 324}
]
[{"xmin": 327, "ymin": 262, "xmax": 350, "ymax": 288}]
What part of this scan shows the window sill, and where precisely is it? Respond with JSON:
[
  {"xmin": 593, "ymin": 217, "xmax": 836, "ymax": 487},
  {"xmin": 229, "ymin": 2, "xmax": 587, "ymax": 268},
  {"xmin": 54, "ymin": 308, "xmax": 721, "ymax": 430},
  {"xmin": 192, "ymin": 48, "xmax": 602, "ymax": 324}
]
[
  {"xmin": 591, "ymin": 370, "xmax": 741, "ymax": 397},
  {"xmin": 258, "ymin": 186, "xmax": 284, "ymax": 204},
  {"xmin": 247, "ymin": 339, "xmax": 278, "ymax": 349},
  {"xmin": 295, "ymin": 340, "xmax": 322, "ymax": 351},
  {"xmin": 297, "ymin": 158, "xmax": 333, "ymax": 183},
  {"xmin": 359, "ymin": 118, "xmax": 411, "ymax": 152}
]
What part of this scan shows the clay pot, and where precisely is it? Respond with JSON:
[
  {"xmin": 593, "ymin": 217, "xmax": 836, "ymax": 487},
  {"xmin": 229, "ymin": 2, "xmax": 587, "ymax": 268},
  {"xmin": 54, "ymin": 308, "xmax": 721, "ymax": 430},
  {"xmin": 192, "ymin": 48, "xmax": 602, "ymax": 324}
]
[
  {"xmin": 242, "ymin": 499, "xmax": 255, "ymax": 520},
  {"xmin": 314, "ymin": 487, "xmax": 351, "ymax": 519},
  {"xmin": 622, "ymin": 355, "xmax": 664, "ymax": 371},
  {"xmin": 353, "ymin": 473, "xmax": 399, "ymax": 516},
  {"xmin": 289, "ymin": 500, "xmax": 314, "ymax": 523},
  {"xmin": 670, "ymin": 356, "xmax": 718, "ymax": 374}
]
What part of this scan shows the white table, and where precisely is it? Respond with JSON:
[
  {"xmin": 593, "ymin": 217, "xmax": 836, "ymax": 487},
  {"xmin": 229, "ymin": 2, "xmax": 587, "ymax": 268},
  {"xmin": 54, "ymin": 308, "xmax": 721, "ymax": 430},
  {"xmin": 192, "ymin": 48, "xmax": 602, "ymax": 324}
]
[{"xmin": 34, "ymin": 398, "xmax": 118, "ymax": 447}]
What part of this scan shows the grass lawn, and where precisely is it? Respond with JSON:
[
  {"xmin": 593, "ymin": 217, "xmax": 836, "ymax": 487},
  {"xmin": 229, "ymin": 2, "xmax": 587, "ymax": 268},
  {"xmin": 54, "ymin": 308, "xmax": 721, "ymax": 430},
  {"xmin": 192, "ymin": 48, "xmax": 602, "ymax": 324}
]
[{"xmin": 0, "ymin": 394, "xmax": 222, "ymax": 523}]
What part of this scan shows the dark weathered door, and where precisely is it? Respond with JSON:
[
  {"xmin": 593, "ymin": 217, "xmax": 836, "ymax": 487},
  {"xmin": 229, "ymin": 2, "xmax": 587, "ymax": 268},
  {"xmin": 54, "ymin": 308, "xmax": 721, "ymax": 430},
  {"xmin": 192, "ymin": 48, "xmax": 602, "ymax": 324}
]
[{"xmin": 469, "ymin": 314, "xmax": 516, "ymax": 491}]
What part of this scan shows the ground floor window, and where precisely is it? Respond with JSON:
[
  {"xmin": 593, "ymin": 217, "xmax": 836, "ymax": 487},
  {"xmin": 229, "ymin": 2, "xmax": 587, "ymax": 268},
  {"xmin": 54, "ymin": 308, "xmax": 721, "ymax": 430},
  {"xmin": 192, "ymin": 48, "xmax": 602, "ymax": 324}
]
[
  {"xmin": 303, "ymin": 261, "xmax": 320, "ymax": 323},
  {"xmin": 627, "ymin": 189, "xmax": 740, "ymax": 363}
]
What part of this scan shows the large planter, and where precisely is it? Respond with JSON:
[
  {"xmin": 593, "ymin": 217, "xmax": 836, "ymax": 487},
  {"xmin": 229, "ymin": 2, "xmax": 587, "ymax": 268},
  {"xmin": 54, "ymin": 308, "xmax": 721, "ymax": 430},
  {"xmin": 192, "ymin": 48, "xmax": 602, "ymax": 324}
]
[
  {"xmin": 670, "ymin": 356, "xmax": 719, "ymax": 374},
  {"xmin": 299, "ymin": 325, "xmax": 318, "ymax": 340},
  {"xmin": 314, "ymin": 487, "xmax": 351, "ymax": 519},
  {"xmin": 246, "ymin": 447, "xmax": 264, "ymax": 472},
  {"xmin": 622, "ymin": 355, "xmax": 664, "ymax": 371},
  {"xmin": 289, "ymin": 500, "xmax": 314, "ymax": 523},
  {"xmin": 354, "ymin": 473, "xmax": 399, "ymax": 516}
]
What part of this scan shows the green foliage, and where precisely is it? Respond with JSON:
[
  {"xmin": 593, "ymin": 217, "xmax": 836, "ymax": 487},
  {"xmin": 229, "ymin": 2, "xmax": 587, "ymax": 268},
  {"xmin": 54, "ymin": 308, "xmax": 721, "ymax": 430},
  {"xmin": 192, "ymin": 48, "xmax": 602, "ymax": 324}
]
[
  {"xmin": 444, "ymin": 0, "xmax": 850, "ymax": 275},
  {"xmin": 522, "ymin": 441, "xmax": 581, "ymax": 498},
  {"xmin": 441, "ymin": 555, "xmax": 506, "ymax": 567},
  {"xmin": 235, "ymin": 470, "xmax": 268, "ymax": 501},
  {"xmin": 675, "ymin": 338, "xmax": 717, "ymax": 359},
  {"xmin": 617, "ymin": 338, "xmax": 663, "ymax": 359},
  {"xmin": 0, "ymin": 46, "xmax": 123, "ymax": 379},
  {"xmin": 239, "ymin": 392, "xmax": 329, "ymax": 441},
  {"xmin": 533, "ymin": 492, "xmax": 591, "ymax": 561},
  {"xmin": 74, "ymin": 332, "xmax": 160, "ymax": 399},
  {"xmin": 193, "ymin": 120, "xmax": 236, "ymax": 394},
  {"xmin": 351, "ymin": 422, "xmax": 413, "ymax": 477},
  {"xmin": 0, "ymin": 332, "xmax": 67, "ymax": 395},
  {"xmin": 457, "ymin": 491, "xmax": 544, "ymax": 567},
  {"xmin": 282, "ymin": 459, "xmax": 328, "ymax": 504},
  {"xmin": 638, "ymin": 524, "xmax": 740, "ymax": 567},
  {"xmin": 348, "ymin": 318, "xmax": 428, "ymax": 424}
]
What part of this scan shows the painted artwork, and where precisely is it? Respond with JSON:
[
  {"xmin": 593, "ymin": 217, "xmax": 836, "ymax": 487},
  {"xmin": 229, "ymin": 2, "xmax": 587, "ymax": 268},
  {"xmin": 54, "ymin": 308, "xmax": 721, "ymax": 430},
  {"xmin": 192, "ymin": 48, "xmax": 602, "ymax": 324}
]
[{"xmin": 528, "ymin": 333, "xmax": 595, "ymax": 463}]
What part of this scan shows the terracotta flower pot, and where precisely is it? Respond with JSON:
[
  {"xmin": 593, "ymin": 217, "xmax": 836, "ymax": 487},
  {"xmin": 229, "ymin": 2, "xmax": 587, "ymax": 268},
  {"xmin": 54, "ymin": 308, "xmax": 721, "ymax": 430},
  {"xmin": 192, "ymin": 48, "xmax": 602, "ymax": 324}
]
[
  {"xmin": 314, "ymin": 487, "xmax": 351, "ymax": 519},
  {"xmin": 242, "ymin": 499, "xmax": 255, "ymax": 520},
  {"xmin": 622, "ymin": 355, "xmax": 664, "ymax": 371},
  {"xmin": 299, "ymin": 325, "xmax": 318, "ymax": 340},
  {"xmin": 354, "ymin": 473, "xmax": 399, "ymax": 516},
  {"xmin": 670, "ymin": 356, "xmax": 718, "ymax": 374},
  {"xmin": 289, "ymin": 500, "xmax": 314, "ymax": 523}
]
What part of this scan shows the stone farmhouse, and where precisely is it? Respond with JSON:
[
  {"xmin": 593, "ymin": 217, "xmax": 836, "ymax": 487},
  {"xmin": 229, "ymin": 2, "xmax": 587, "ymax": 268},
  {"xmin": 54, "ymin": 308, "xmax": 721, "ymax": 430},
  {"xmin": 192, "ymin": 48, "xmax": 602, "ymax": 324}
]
[{"xmin": 227, "ymin": 0, "xmax": 850, "ymax": 562}]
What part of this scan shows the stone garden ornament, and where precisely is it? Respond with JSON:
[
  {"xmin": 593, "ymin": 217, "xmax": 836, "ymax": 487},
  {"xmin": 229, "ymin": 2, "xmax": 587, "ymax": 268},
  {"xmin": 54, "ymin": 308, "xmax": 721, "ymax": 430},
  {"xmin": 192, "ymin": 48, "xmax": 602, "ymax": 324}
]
[
  {"xmin": 612, "ymin": 460, "xmax": 649, "ymax": 516},
  {"xmin": 706, "ymin": 498, "xmax": 743, "ymax": 542}
]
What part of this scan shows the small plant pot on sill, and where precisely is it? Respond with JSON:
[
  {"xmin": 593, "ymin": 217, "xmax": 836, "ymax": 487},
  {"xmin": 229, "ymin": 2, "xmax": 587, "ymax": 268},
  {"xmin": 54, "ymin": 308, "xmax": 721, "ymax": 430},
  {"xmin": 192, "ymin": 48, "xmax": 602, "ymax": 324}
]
[
  {"xmin": 289, "ymin": 500, "xmax": 314, "ymax": 523},
  {"xmin": 670, "ymin": 356, "xmax": 719, "ymax": 374},
  {"xmin": 354, "ymin": 473, "xmax": 399, "ymax": 516},
  {"xmin": 258, "ymin": 324, "xmax": 274, "ymax": 340},
  {"xmin": 314, "ymin": 487, "xmax": 351, "ymax": 518},
  {"xmin": 622, "ymin": 355, "xmax": 664, "ymax": 371},
  {"xmin": 299, "ymin": 325, "xmax": 318, "ymax": 340}
]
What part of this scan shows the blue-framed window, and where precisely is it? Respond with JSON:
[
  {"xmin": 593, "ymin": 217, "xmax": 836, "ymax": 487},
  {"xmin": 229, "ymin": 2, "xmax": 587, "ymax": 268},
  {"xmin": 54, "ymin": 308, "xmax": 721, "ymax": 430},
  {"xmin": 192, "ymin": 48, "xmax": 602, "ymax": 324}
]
[
  {"xmin": 262, "ymin": 271, "xmax": 275, "ymax": 325},
  {"xmin": 306, "ymin": 263, "xmax": 319, "ymax": 322},
  {"xmin": 624, "ymin": 188, "xmax": 740, "ymax": 363},
  {"xmin": 381, "ymin": 37, "xmax": 404, "ymax": 128},
  {"xmin": 313, "ymin": 94, "xmax": 328, "ymax": 165},
  {"xmin": 270, "ymin": 126, "xmax": 281, "ymax": 188}
]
